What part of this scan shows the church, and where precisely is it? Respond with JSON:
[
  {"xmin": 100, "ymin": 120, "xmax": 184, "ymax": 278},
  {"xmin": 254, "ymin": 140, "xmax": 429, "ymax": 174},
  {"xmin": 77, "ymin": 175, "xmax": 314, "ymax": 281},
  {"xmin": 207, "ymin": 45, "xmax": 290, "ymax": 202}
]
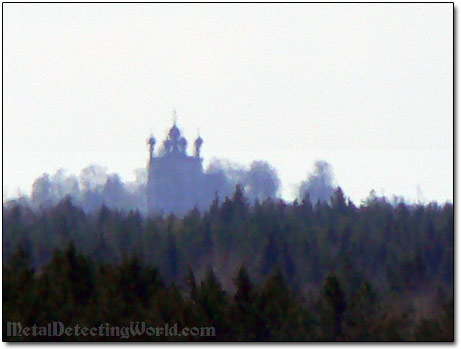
[
  {"xmin": 146, "ymin": 112, "xmax": 213, "ymax": 215},
  {"xmin": 146, "ymin": 111, "xmax": 280, "ymax": 215}
]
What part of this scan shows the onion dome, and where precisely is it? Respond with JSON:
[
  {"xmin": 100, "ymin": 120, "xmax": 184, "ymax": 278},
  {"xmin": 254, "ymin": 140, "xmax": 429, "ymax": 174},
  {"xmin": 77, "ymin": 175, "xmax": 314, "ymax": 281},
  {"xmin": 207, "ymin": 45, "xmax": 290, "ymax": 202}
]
[
  {"xmin": 194, "ymin": 135, "xmax": 203, "ymax": 147},
  {"xmin": 169, "ymin": 124, "xmax": 180, "ymax": 140},
  {"xmin": 194, "ymin": 135, "xmax": 203, "ymax": 157},
  {"xmin": 179, "ymin": 137, "xmax": 187, "ymax": 151},
  {"xmin": 147, "ymin": 135, "xmax": 156, "ymax": 146}
]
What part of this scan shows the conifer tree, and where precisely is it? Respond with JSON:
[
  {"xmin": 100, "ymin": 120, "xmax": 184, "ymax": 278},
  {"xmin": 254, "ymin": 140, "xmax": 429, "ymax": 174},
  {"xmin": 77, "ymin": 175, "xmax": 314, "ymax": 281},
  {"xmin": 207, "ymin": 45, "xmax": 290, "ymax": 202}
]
[{"xmin": 322, "ymin": 272, "xmax": 347, "ymax": 340}]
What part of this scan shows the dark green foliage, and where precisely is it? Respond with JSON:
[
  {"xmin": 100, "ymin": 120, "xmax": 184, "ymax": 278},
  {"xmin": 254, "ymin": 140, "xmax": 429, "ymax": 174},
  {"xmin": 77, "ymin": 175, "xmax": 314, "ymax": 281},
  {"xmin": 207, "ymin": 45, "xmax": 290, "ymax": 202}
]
[
  {"xmin": 230, "ymin": 266, "xmax": 259, "ymax": 340},
  {"xmin": 2, "ymin": 186, "xmax": 453, "ymax": 341},
  {"xmin": 3, "ymin": 245, "xmax": 453, "ymax": 342},
  {"xmin": 321, "ymin": 273, "xmax": 347, "ymax": 340},
  {"xmin": 343, "ymin": 282, "xmax": 381, "ymax": 340},
  {"xmin": 414, "ymin": 297, "xmax": 454, "ymax": 341}
]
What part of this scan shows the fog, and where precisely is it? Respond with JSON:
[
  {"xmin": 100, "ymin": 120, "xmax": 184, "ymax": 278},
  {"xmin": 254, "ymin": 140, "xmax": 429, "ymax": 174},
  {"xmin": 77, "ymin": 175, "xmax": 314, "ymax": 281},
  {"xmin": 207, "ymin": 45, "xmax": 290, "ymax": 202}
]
[
  {"xmin": 6, "ymin": 156, "xmax": 339, "ymax": 216},
  {"xmin": 20, "ymin": 157, "xmax": 290, "ymax": 215}
]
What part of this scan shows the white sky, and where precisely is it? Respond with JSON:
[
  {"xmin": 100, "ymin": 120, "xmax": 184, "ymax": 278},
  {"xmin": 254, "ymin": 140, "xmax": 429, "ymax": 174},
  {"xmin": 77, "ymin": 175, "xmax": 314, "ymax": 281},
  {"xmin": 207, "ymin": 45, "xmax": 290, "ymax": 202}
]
[{"xmin": 3, "ymin": 3, "xmax": 453, "ymax": 204}]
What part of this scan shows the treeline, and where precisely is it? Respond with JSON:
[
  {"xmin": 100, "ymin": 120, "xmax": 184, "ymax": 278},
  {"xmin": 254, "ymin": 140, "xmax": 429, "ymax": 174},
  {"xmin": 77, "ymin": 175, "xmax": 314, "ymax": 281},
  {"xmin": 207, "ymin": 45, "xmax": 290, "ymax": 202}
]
[
  {"xmin": 3, "ymin": 185, "xmax": 453, "ymax": 341},
  {"xmin": 3, "ymin": 244, "xmax": 453, "ymax": 341},
  {"xmin": 8, "ymin": 159, "xmax": 333, "ymax": 215},
  {"xmin": 20, "ymin": 159, "xmax": 281, "ymax": 215}
]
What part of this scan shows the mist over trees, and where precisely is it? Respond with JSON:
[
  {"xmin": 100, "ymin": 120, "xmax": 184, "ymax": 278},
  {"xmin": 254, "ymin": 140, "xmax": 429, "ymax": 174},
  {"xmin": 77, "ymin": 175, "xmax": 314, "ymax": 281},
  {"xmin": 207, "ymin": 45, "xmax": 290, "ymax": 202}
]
[
  {"xmin": 13, "ymin": 159, "xmax": 331, "ymax": 216},
  {"xmin": 299, "ymin": 160, "xmax": 336, "ymax": 203}
]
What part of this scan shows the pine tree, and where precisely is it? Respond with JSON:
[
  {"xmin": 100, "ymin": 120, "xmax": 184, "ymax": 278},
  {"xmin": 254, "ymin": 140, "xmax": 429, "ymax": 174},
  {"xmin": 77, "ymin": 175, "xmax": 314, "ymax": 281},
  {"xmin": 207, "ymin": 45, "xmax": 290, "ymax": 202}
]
[
  {"xmin": 197, "ymin": 267, "xmax": 229, "ymax": 340},
  {"xmin": 260, "ymin": 234, "xmax": 278, "ymax": 277},
  {"xmin": 231, "ymin": 265, "xmax": 259, "ymax": 340},
  {"xmin": 322, "ymin": 273, "xmax": 347, "ymax": 340}
]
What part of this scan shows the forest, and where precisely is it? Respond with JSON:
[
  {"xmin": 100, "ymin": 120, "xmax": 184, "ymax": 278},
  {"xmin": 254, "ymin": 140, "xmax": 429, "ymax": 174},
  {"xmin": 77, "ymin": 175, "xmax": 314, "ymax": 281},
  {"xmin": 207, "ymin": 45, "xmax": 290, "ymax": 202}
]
[{"xmin": 3, "ymin": 185, "xmax": 454, "ymax": 341}]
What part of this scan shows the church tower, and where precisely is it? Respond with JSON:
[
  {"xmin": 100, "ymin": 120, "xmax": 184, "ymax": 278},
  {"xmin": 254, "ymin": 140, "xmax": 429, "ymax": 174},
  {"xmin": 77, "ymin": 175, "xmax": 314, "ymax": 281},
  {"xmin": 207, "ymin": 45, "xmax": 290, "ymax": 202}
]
[{"xmin": 146, "ymin": 111, "xmax": 205, "ymax": 215}]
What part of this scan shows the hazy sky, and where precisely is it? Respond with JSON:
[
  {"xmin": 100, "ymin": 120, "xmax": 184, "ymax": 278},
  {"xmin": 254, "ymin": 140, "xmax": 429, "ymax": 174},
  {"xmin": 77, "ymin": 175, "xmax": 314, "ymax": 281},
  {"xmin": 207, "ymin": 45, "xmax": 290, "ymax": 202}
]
[{"xmin": 3, "ymin": 3, "xmax": 453, "ymax": 204}]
